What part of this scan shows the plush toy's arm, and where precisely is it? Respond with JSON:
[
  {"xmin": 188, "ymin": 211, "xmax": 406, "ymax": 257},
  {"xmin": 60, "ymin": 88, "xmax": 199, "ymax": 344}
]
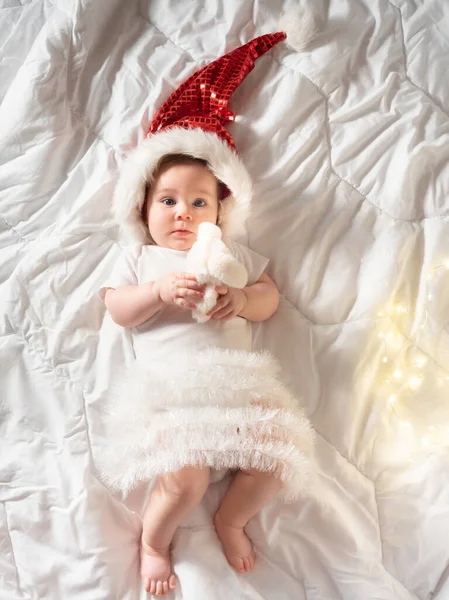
[{"xmin": 207, "ymin": 244, "xmax": 248, "ymax": 289}]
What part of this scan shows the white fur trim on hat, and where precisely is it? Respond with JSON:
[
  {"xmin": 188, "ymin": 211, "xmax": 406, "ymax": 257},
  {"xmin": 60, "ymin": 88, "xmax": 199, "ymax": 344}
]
[{"xmin": 113, "ymin": 128, "xmax": 253, "ymax": 245}]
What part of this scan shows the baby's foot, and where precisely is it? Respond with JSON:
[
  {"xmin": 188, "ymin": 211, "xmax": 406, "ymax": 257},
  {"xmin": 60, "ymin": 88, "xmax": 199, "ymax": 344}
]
[
  {"xmin": 214, "ymin": 512, "xmax": 256, "ymax": 573},
  {"xmin": 140, "ymin": 539, "xmax": 176, "ymax": 596}
]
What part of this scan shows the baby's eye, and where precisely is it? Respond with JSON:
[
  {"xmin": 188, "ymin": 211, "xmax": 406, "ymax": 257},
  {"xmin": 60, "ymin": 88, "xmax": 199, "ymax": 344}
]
[
  {"xmin": 162, "ymin": 198, "xmax": 175, "ymax": 206},
  {"xmin": 193, "ymin": 199, "xmax": 206, "ymax": 207}
]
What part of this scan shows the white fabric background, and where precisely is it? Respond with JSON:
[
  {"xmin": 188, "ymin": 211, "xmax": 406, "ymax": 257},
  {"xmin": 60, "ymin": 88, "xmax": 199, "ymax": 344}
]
[{"xmin": 1, "ymin": 1, "xmax": 448, "ymax": 599}]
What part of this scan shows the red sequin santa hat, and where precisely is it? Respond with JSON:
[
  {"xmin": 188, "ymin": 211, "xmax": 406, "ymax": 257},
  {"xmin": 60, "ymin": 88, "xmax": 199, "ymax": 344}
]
[{"xmin": 113, "ymin": 7, "xmax": 317, "ymax": 245}]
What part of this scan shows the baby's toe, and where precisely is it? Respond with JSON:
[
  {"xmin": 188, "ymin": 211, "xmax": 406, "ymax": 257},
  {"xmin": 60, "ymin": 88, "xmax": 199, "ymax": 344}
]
[
  {"xmin": 162, "ymin": 581, "xmax": 168, "ymax": 595},
  {"xmin": 143, "ymin": 578, "xmax": 150, "ymax": 593},
  {"xmin": 155, "ymin": 580, "xmax": 163, "ymax": 595},
  {"xmin": 168, "ymin": 575, "xmax": 176, "ymax": 590},
  {"xmin": 235, "ymin": 557, "xmax": 245, "ymax": 573},
  {"xmin": 150, "ymin": 580, "xmax": 157, "ymax": 595}
]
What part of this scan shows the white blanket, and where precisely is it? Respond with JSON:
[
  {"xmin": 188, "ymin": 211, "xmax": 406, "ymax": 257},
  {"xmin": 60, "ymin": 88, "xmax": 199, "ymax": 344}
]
[{"xmin": 1, "ymin": 1, "xmax": 448, "ymax": 599}]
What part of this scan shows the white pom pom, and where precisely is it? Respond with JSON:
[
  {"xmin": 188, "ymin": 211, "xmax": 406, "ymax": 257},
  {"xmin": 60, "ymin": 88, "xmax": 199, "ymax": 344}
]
[{"xmin": 279, "ymin": 5, "xmax": 318, "ymax": 52}]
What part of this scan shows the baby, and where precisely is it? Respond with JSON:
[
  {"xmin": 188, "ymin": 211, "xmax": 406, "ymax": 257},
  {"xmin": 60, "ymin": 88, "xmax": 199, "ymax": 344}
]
[
  {"xmin": 102, "ymin": 154, "xmax": 286, "ymax": 595},
  {"xmin": 98, "ymin": 17, "xmax": 317, "ymax": 598}
]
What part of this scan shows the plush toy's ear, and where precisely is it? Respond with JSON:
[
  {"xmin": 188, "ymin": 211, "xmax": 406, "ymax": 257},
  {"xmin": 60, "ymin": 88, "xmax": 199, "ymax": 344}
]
[{"xmin": 197, "ymin": 222, "xmax": 222, "ymax": 240}]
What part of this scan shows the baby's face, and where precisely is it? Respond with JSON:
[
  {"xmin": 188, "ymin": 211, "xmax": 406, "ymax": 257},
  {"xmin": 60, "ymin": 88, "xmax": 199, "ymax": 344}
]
[{"xmin": 146, "ymin": 163, "xmax": 219, "ymax": 250}]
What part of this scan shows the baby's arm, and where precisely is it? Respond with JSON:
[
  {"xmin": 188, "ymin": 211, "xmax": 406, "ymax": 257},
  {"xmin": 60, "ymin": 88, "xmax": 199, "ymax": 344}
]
[
  {"xmin": 239, "ymin": 272, "xmax": 279, "ymax": 321},
  {"xmin": 104, "ymin": 273, "xmax": 205, "ymax": 328},
  {"xmin": 209, "ymin": 272, "xmax": 279, "ymax": 322}
]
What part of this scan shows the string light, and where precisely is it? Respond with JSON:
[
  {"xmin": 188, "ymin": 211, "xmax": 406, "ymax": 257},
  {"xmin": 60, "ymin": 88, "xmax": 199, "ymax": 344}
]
[
  {"xmin": 408, "ymin": 377, "xmax": 422, "ymax": 391},
  {"xmin": 375, "ymin": 257, "xmax": 449, "ymax": 451}
]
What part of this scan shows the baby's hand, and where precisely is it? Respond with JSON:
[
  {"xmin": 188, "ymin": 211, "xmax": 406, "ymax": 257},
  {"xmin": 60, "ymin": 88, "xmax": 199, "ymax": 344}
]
[
  {"xmin": 208, "ymin": 285, "xmax": 248, "ymax": 320},
  {"xmin": 156, "ymin": 273, "xmax": 205, "ymax": 310}
]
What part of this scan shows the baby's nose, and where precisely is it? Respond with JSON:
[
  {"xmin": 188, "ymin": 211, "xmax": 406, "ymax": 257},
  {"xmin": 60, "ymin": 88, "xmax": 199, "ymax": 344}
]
[{"xmin": 176, "ymin": 203, "xmax": 192, "ymax": 219}]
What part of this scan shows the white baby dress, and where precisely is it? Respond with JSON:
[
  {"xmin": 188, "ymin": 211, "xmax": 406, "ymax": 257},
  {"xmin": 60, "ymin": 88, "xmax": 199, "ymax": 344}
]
[{"xmin": 98, "ymin": 240, "xmax": 315, "ymax": 501}]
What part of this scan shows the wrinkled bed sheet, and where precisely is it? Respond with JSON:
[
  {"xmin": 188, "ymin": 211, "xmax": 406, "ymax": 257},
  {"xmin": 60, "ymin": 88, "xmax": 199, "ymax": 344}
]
[{"xmin": 1, "ymin": 1, "xmax": 449, "ymax": 599}]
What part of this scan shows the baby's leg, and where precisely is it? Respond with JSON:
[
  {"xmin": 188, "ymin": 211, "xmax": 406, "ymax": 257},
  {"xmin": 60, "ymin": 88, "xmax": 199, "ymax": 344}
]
[
  {"xmin": 214, "ymin": 469, "xmax": 282, "ymax": 573},
  {"xmin": 141, "ymin": 466, "xmax": 210, "ymax": 596}
]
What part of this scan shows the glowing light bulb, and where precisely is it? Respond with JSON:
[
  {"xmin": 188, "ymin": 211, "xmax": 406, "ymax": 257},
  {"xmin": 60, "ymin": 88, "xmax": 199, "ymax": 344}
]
[
  {"xmin": 382, "ymin": 356, "xmax": 388, "ymax": 364},
  {"xmin": 393, "ymin": 369, "xmax": 403, "ymax": 379},
  {"xmin": 408, "ymin": 377, "xmax": 422, "ymax": 391},
  {"xmin": 385, "ymin": 332, "xmax": 396, "ymax": 344},
  {"xmin": 395, "ymin": 305, "xmax": 407, "ymax": 314},
  {"xmin": 388, "ymin": 394, "xmax": 397, "ymax": 408},
  {"xmin": 428, "ymin": 294, "xmax": 433, "ymax": 301},
  {"xmin": 377, "ymin": 312, "xmax": 384, "ymax": 317},
  {"xmin": 378, "ymin": 332, "xmax": 385, "ymax": 338}
]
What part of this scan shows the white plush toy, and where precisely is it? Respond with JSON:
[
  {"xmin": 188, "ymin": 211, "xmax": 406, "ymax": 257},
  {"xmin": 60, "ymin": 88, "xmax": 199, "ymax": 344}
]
[{"xmin": 186, "ymin": 222, "xmax": 248, "ymax": 323}]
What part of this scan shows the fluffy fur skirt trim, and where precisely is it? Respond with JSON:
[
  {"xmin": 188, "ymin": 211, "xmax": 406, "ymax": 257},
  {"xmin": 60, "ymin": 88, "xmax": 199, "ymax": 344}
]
[{"xmin": 98, "ymin": 348, "xmax": 315, "ymax": 502}]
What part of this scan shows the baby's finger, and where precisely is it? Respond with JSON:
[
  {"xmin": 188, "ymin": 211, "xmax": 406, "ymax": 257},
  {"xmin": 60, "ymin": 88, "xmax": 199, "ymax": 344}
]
[
  {"xmin": 215, "ymin": 284, "xmax": 228, "ymax": 295},
  {"xmin": 177, "ymin": 272, "xmax": 198, "ymax": 281},
  {"xmin": 176, "ymin": 277, "xmax": 205, "ymax": 292},
  {"xmin": 208, "ymin": 298, "xmax": 229, "ymax": 316},
  {"xmin": 178, "ymin": 288, "xmax": 204, "ymax": 301},
  {"xmin": 211, "ymin": 305, "xmax": 234, "ymax": 320},
  {"xmin": 175, "ymin": 297, "xmax": 196, "ymax": 310},
  {"xmin": 176, "ymin": 272, "xmax": 205, "ymax": 288}
]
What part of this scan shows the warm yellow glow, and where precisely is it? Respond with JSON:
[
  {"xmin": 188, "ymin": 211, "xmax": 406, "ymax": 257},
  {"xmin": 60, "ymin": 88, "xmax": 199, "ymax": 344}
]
[
  {"xmin": 375, "ymin": 278, "xmax": 445, "ymax": 444},
  {"xmin": 408, "ymin": 377, "xmax": 422, "ymax": 391}
]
